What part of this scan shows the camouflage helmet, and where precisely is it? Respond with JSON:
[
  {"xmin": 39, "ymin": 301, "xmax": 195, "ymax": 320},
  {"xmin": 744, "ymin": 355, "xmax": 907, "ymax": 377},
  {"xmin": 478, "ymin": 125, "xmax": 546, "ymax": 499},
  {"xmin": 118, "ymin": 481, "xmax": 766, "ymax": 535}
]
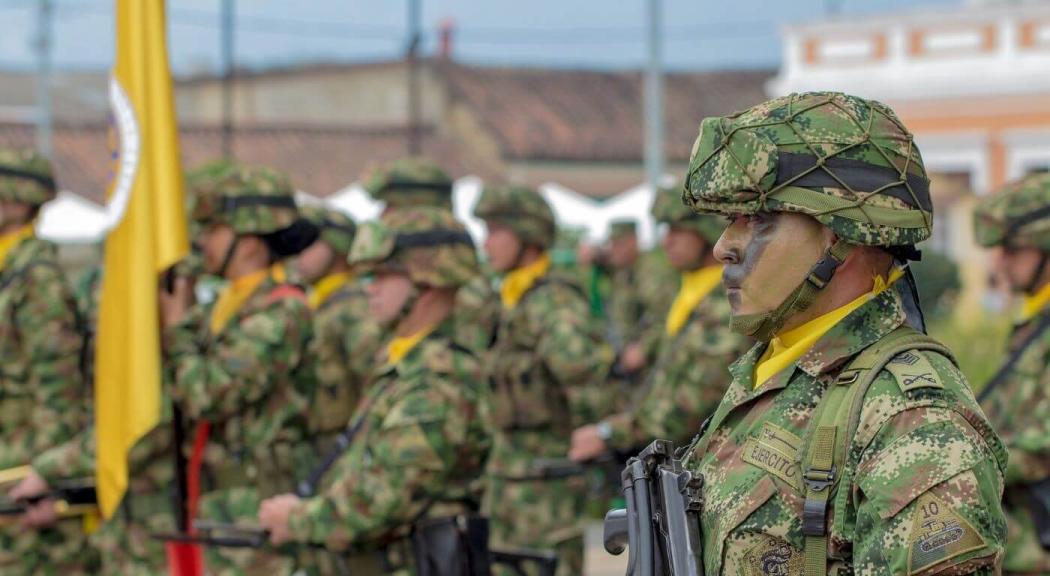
[
  {"xmin": 473, "ymin": 184, "xmax": 556, "ymax": 249},
  {"xmin": 0, "ymin": 148, "xmax": 56, "ymax": 206},
  {"xmin": 350, "ymin": 207, "xmax": 477, "ymax": 288},
  {"xmin": 608, "ymin": 219, "xmax": 637, "ymax": 240},
  {"xmin": 683, "ymin": 91, "xmax": 932, "ymax": 248},
  {"xmin": 363, "ymin": 157, "xmax": 453, "ymax": 210},
  {"xmin": 651, "ymin": 185, "xmax": 725, "ymax": 244},
  {"xmin": 190, "ymin": 163, "xmax": 300, "ymax": 235},
  {"xmin": 974, "ymin": 173, "xmax": 1050, "ymax": 252},
  {"xmin": 299, "ymin": 204, "xmax": 357, "ymax": 255}
]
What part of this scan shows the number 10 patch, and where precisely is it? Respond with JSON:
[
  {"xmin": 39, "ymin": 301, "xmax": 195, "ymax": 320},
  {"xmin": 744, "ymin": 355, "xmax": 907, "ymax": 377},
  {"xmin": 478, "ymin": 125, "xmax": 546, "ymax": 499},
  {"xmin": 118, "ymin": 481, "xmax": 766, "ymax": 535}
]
[{"xmin": 907, "ymin": 492, "xmax": 986, "ymax": 574}]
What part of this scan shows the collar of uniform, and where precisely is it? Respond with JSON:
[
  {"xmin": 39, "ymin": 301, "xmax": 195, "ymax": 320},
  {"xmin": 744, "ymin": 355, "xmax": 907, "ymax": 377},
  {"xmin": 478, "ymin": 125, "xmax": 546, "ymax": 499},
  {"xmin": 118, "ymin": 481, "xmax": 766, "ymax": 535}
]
[
  {"xmin": 500, "ymin": 252, "xmax": 551, "ymax": 310},
  {"xmin": 376, "ymin": 318, "xmax": 455, "ymax": 373},
  {"xmin": 1020, "ymin": 281, "xmax": 1050, "ymax": 324},
  {"xmin": 309, "ymin": 270, "xmax": 354, "ymax": 310},
  {"xmin": 0, "ymin": 223, "xmax": 35, "ymax": 271},
  {"xmin": 794, "ymin": 287, "xmax": 906, "ymax": 378}
]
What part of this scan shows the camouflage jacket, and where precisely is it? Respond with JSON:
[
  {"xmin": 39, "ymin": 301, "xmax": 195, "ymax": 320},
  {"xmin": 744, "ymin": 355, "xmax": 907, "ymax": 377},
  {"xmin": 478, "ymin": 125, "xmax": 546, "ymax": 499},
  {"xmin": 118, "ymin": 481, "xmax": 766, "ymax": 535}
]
[
  {"xmin": 606, "ymin": 257, "xmax": 674, "ymax": 357},
  {"xmin": 686, "ymin": 290, "xmax": 1007, "ymax": 575},
  {"xmin": 979, "ymin": 309, "xmax": 1050, "ymax": 572},
  {"xmin": 486, "ymin": 272, "xmax": 615, "ymax": 478},
  {"xmin": 308, "ymin": 279, "xmax": 381, "ymax": 445},
  {"xmin": 164, "ymin": 273, "xmax": 315, "ymax": 496},
  {"xmin": 454, "ymin": 274, "xmax": 500, "ymax": 355},
  {"xmin": 605, "ymin": 283, "xmax": 745, "ymax": 452},
  {"xmin": 0, "ymin": 236, "xmax": 87, "ymax": 470},
  {"xmin": 287, "ymin": 319, "xmax": 492, "ymax": 552}
]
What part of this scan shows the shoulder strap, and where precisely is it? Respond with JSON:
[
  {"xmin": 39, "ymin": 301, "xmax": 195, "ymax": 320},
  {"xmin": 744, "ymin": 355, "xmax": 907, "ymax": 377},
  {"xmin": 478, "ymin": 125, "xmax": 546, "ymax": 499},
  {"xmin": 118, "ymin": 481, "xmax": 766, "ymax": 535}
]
[
  {"xmin": 977, "ymin": 311, "xmax": 1050, "ymax": 403},
  {"xmin": 800, "ymin": 326, "xmax": 952, "ymax": 576}
]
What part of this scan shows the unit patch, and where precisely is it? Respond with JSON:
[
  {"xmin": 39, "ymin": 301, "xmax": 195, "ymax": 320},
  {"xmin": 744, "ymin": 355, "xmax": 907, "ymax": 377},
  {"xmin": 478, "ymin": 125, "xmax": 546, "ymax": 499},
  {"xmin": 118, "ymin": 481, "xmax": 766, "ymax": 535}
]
[
  {"xmin": 744, "ymin": 536, "xmax": 803, "ymax": 576},
  {"xmin": 907, "ymin": 492, "xmax": 986, "ymax": 575}
]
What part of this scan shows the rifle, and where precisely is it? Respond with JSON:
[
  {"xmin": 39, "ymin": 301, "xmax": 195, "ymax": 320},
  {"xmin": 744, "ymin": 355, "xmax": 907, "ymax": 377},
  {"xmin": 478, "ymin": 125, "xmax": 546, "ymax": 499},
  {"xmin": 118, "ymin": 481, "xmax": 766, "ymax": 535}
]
[
  {"xmin": 602, "ymin": 439, "xmax": 704, "ymax": 575},
  {"xmin": 0, "ymin": 479, "xmax": 98, "ymax": 525}
]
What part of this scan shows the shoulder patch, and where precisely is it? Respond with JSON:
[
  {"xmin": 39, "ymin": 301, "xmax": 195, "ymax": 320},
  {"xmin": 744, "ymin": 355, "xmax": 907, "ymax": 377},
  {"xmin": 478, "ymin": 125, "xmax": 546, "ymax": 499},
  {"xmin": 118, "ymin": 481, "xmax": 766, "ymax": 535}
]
[
  {"xmin": 907, "ymin": 492, "xmax": 986, "ymax": 575},
  {"xmin": 885, "ymin": 350, "xmax": 944, "ymax": 393}
]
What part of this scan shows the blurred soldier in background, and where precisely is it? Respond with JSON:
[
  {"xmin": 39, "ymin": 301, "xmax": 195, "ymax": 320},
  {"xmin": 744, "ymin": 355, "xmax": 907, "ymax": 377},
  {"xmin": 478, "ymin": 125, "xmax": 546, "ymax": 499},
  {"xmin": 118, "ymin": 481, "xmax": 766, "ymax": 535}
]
[
  {"xmin": 0, "ymin": 148, "xmax": 97, "ymax": 573},
  {"xmin": 296, "ymin": 205, "xmax": 382, "ymax": 454},
  {"xmin": 159, "ymin": 164, "xmax": 318, "ymax": 574},
  {"xmin": 258, "ymin": 207, "xmax": 492, "ymax": 576},
  {"xmin": 681, "ymin": 92, "xmax": 1006, "ymax": 574},
  {"xmin": 973, "ymin": 173, "xmax": 1050, "ymax": 574},
  {"xmin": 364, "ymin": 156, "xmax": 499, "ymax": 354},
  {"xmin": 569, "ymin": 186, "xmax": 745, "ymax": 462},
  {"xmin": 473, "ymin": 184, "xmax": 614, "ymax": 576}
]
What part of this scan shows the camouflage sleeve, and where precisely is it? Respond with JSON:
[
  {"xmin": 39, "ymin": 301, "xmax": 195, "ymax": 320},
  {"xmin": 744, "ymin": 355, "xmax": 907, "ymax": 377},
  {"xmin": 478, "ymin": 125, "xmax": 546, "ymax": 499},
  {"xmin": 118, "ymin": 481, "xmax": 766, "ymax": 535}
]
[
  {"xmin": 606, "ymin": 309, "xmax": 740, "ymax": 451},
  {"xmin": 32, "ymin": 427, "xmax": 95, "ymax": 483},
  {"xmin": 286, "ymin": 373, "xmax": 467, "ymax": 549},
  {"xmin": 20, "ymin": 262, "xmax": 88, "ymax": 456},
  {"xmin": 529, "ymin": 286, "xmax": 615, "ymax": 425},
  {"xmin": 341, "ymin": 313, "xmax": 384, "ymax": 390},
  {"xmin": 850, "ymin": 356, "xmax": 1006, "ymax": 575},
  {"xmin": 1001, "ymin": 347, "xmax": 1050, "ymax": 486},
  {"xmin": 164, "ymin": 298, "xmax": 311, "ymax": 422}
]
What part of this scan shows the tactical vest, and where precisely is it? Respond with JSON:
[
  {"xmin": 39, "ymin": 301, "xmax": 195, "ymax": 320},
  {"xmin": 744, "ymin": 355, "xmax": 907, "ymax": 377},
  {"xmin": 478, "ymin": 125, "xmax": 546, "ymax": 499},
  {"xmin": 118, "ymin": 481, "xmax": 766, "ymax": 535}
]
[{"xmin": 488, "ymin": 276, "xmax": 584, "ymax": 433}]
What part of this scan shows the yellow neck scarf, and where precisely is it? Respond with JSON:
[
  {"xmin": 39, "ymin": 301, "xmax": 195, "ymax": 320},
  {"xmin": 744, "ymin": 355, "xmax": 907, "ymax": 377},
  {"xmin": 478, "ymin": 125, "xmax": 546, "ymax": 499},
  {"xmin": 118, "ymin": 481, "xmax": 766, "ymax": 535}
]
[
  {"xmin": 386, "ymin": 323, "xmax": 438, "ymax": 365},
  {"xmin": 0, "ymin": 224, "xmax": 34, "ymax": 272},
  {"xmin": 754, "ymin": 266, "xmax": 905, "ymax": 388},
  {"xmin": 500, "ymin": 253, "xmax": 551, "ymax": 310},
  {"xmin": 309, "ymin": 271, "xmax": 355, "ymax": 310},
  {"xmin": 665, "ymin": 265, "xmax": 723, "ymax": 337},
  {"xmin": 209, "ymin": 263, "xmax": 286, "ymax": 335},
  {"xmin": 1020, "ymin": 281, "xmax": 1050, "ymax": 323}
]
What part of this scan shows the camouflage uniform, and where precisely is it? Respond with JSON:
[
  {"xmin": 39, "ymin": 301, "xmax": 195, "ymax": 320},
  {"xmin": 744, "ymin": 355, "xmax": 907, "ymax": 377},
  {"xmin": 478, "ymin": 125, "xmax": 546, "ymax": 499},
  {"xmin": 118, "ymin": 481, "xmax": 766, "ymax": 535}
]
[
  {"xmin": 284, "ymin": 208, "xmax": 491, "ymax": 575},
  {"xmin": 364, "ymin": 156, "xmax": 500, "ymax": 354},
  {"xmin": 682, "ymin": 93, "xmax": 1007, "ymax": 574},
  {"xmin": 973, "ymin": 173, "xmax": 1050, "ymax": 574},
  {"xmin": 601, "ymin": 190, "xmax": 745, "ymax": 452},
  {"xmin": 298, "ymin": 205, "xmax": 381, "ymax": 452},
  {"xmin": 164, "ymin": 164, "xmax": 316, "ymax": 575},
  {"xmin": 0, "ymin": 149, "xmax": 97, "ymax": 574},
  {"xmin": 474, "ymin": 185, "xmax": 615, "ymax": 576},
  {"xmin": 604, "ymin": 220, "xmax": 666, "ymax": 354}
]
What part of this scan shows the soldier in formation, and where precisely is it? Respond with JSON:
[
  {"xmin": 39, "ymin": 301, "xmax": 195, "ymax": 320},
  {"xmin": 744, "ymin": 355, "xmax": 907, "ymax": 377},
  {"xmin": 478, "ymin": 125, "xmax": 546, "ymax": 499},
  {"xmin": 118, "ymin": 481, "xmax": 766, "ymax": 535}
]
[
  {"xmin": 973, "ymin": 173, "xmax": 1050, "ymax": 574},
  {"xmin": 680, "ymin": 92, "xmax": 1007, "ymax": 574},
  {"xmin": 569, "ymin": 186, "xmax": 747, "ymax": 463},
  {"xmin": 257, "ymin": 207, "xmax": 492, "ymax": 575}
]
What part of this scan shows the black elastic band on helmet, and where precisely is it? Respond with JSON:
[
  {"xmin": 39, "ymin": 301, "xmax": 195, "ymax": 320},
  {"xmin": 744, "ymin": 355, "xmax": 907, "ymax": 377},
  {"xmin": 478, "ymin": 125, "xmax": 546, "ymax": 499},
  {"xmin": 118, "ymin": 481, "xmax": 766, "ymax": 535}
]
[
  {"xmin": 393, "ymin": 230, "xmax": 475, "ymax": 250},
  {"xmin": 0, "ymin": 165, "xmax": 55, "ymax": 191},
  {"xmin": 1005, "ymin": 204, "xmax": 1050, "ymax": 238},
  {"xmin": 220, "ymin": 194, "xmax": 297, "ymax": 214},
  {"xmin": 776, "ymin": 152, "xmax": 932, "ymax": 212},
  {"xmin": 379, "ymin": 180, "xmax": 453, "ymax": 195}
]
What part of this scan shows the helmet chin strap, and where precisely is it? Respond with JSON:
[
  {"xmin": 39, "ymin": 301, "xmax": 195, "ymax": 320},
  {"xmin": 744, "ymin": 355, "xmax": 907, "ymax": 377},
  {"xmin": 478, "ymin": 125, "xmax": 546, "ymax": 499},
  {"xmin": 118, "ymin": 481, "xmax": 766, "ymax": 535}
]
[
  {"xmin": 1024, "ymin": 252, "xmax": 1049, "ymax": 295},
  {"xmin": 216, "ymin": 235, "xmax": 241, "ymax": 280},
  {"xmin": 730, "ymin": 239, "xmax": 855, "ymax": 342}
]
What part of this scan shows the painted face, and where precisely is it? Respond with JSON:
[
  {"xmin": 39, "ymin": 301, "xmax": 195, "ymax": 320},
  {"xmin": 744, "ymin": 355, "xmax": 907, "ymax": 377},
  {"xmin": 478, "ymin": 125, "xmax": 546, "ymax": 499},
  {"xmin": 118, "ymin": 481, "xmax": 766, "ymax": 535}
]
[
  {"xmin": 483, "ymin": 222, "xmax": 524, "ymax": 273},
  {"xmin": 991, "ymin": 245, "xmax": 1047, "ymax": 293},
  {"xmin": 200, "ymin": 223, "xmax": 238, "ymax": 276},
  {"xmin": 294, "ymin": 238, "xmax": 336, "ymax": 284},
  {"xmin": 714, "ymin": 212, "xmax": 827, "ymax": 317},
  {"xmin": 367, "ymin": 270, "xmax": 415, "ymax": 324},
  {"xmin": 662, "ymin": 226, "xmax": 706, "ymax": 271},
  {"xmin": 608, "ymin": 234, "xmax": 639, "ymax": 268}
]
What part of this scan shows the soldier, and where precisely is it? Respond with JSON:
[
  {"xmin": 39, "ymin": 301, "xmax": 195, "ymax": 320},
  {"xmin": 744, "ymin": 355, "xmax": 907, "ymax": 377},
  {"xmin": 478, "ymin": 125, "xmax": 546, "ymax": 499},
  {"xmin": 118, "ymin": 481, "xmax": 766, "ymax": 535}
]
[
  {"xmin": 9, "ymin": 161, "xmax": 227, "ymax": 575},
  {"xmin": 679, "ymin": 92, "xmax": 1007, "ymax": 574},
  {"xmin": 296, "ymin": 205, "xmax": 382, "ymax": 452},
  {"xmin": 569, "ymin": 187, "xmax": 745, "ymax": 461},
  {"xmin": 159, "ymin": 163, "xmax": 318, "ymax": 574},
  {"xmin": 473, "ymin": 184, "xmax": 614, "ymax": 576},
  {"xmin": 0, "ymin": 148, "xmax": 97, "ymax": 573},
  {"xmin": 257, "ymin": 207, "xmax": 491, "ymax": 575},
  {"xmin": 363, "ymin": 156, "xmax": 499, "ymax": 354},
  {"xmin": 973, "ymin": 173, "xmax": 1050, "ymax": 574}
]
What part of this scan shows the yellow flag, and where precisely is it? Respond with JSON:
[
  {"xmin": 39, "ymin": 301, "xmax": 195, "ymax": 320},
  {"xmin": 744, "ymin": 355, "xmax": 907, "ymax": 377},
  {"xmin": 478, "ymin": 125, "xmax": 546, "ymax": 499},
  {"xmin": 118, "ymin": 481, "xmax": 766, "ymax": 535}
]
[{"xmin": 95, "ymin": 0, "xmax": 188, "ymax": 519}]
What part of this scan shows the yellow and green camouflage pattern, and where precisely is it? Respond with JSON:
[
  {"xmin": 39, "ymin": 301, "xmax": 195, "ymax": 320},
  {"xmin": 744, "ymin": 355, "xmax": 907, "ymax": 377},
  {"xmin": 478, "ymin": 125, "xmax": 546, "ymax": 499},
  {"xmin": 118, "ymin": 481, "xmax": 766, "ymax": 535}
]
[
  {"xmin": 474, "ymin": 184, "xmax": 557, "ymax": 249},
  {"xmin": 362, "ymin": 157, "xmax": 453, "ymax": 210},
  {"xmin": 683, "ymin": 91, "xmax": 933, "ymax": 248},
  {"xmin": 299, "ymin": 204, "xmax": 357, "ymax": 256},
  {"xmin": 974, "ymin": 172, "xmax": 1050, "ymax": 251},
  {"xmin": 0, "ymin": 147, "xmax": 56, "ymax": 206}
]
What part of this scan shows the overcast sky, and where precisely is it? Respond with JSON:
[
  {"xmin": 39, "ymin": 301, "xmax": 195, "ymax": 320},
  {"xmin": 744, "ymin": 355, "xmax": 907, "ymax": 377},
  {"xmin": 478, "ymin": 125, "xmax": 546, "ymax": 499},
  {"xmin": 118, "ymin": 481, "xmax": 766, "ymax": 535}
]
[{"xmin": 0, "ymin": 0, "xmax": 960, "ymax": 74}]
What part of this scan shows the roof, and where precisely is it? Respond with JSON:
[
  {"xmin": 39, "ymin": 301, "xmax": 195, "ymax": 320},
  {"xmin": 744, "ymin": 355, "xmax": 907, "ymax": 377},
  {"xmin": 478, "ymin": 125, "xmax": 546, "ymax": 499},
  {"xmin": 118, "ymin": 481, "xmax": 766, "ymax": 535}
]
[
  {"xmin": 0, "ymin": 121, "xmax": 498, "ymax": 203},
  {"xmin": 439, "ymin": 63, "xmax": 774, "ymax": 163}
]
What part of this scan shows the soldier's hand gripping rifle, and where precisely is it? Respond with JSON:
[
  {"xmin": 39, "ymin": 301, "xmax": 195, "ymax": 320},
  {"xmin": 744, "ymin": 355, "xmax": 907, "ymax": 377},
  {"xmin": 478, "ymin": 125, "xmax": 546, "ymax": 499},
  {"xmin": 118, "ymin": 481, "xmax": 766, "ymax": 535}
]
[
  {"xmin": 602, "ymin": 439, "xmax": 704, "ymax": 576},
  {"xmin": 0, "ymin": 468, "xmax": 97, "ymax": 525}
]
